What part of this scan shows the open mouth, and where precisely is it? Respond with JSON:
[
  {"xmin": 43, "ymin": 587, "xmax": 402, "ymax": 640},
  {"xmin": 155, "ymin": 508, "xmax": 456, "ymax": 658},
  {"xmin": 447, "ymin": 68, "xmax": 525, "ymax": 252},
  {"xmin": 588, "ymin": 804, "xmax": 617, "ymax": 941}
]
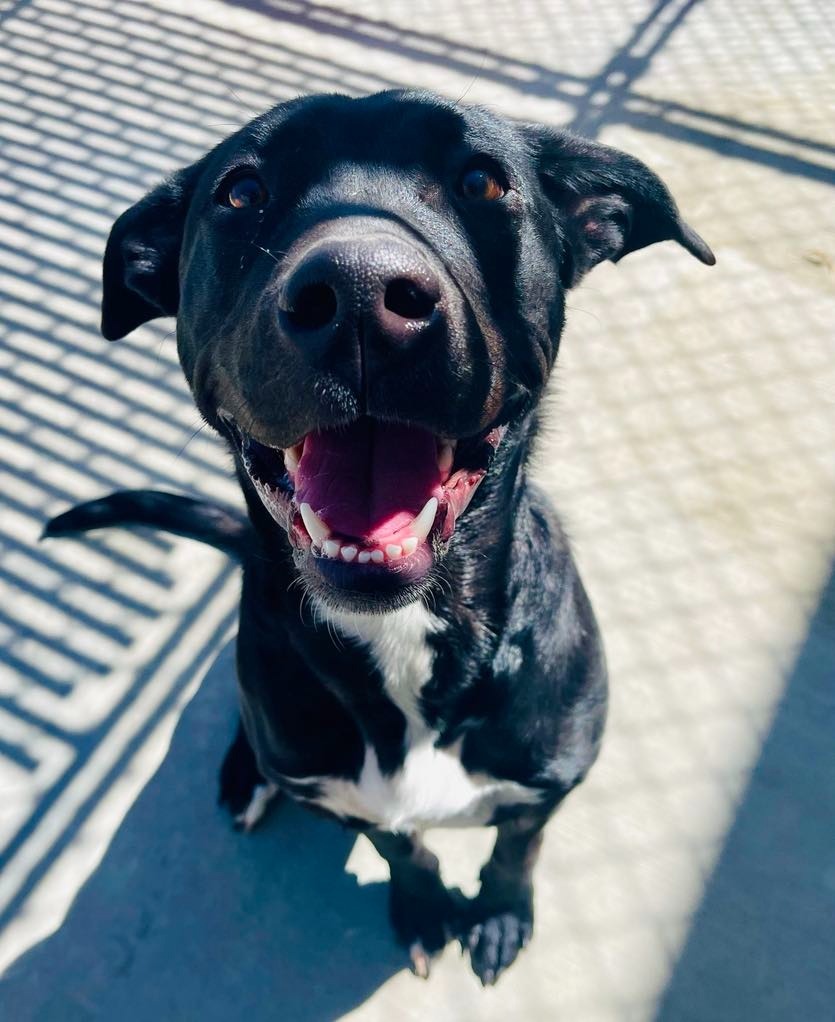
[{"xmin": 219, "ymin": 414, "xmax": 504, "ymax": 588}]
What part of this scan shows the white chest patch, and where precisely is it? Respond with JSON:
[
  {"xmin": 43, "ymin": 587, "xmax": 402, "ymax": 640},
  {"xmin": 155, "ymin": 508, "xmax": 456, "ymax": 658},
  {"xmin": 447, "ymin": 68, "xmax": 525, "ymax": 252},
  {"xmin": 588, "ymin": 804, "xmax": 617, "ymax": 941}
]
[
  {"xmin": 326, "ymin": 601, "xmax": 438, "ymax": 725},
  {"xmin": 297, "ymin": 601, "xmax": 542, "ymax": 832}
]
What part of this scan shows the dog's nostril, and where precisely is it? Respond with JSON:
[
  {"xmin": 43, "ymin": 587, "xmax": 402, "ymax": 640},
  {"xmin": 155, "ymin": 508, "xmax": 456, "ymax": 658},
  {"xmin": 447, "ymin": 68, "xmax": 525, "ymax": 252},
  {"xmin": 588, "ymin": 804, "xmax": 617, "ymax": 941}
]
[
  {"xmin": 384, "ymin": 278, "xmax": 437, "ymax": 320},
  {"xmin": 285, "ymin": 283, "xmax": 338, "ymax": 331}
]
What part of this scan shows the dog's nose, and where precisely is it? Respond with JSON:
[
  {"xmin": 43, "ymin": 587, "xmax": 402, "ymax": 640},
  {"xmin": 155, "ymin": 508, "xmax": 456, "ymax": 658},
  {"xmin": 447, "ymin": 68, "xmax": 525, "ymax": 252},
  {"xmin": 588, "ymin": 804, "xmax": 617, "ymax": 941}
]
[{"xmin": 278, "ymin": 237, "xmax": 441, "ymax": 354}]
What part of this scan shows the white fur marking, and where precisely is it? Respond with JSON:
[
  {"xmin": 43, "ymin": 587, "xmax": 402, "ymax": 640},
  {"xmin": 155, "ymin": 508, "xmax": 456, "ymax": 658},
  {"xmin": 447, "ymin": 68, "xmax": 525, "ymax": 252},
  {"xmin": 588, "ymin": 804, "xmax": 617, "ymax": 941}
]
[
  {"xmin": 297, "ymin": 601, "xmax": 542, "ymax": 831},
  {"xmin": 302, "ymin": 736, "xmax": 540, "ymax": 832},
  {"xmin": 323, "ymin": 602, "xmax": 439, "ymax": 724},
  {"xmin": 235, "ymin": 782, "xmax": 279, "ymax": 832}
]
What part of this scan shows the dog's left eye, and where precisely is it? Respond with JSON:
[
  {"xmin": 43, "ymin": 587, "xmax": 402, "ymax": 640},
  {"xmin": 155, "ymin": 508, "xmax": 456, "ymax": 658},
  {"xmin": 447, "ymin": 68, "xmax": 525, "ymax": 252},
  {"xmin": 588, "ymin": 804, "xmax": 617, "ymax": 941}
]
[
  {"xmin": 224, "ymin": 174, "xmax": 269, "ymax": 209},
  {"xmin": 459, "ymin": 164, "xmax": 507, "ymax": 202}
]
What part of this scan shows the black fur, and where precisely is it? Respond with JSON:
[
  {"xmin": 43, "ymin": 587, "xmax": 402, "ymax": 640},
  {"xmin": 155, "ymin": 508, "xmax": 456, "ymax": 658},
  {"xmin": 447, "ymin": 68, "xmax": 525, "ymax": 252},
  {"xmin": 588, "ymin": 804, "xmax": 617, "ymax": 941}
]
[
  {"xmin": 45, "ymin": 490, "xmax": 250, "ymax": 558},
  {"xmin": 45, "ymin": 89, "xmax": 712, "ymax": 984}
]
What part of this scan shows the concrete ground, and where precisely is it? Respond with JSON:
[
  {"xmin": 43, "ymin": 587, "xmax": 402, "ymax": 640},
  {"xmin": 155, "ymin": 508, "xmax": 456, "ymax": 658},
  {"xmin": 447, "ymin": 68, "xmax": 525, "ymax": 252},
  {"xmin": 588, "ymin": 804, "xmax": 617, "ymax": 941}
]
[{"xmin": 0, "ymin": 0, "xmax": 833, "ymax": 1018}]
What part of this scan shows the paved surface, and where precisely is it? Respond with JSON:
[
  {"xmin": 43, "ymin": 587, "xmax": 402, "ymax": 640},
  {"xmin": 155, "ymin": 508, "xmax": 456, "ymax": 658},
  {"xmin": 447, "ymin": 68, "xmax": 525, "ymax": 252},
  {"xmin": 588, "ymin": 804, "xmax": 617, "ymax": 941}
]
[{"xmin": 0, "ymin": 0, "xmax": 833, "ymax": 1019}]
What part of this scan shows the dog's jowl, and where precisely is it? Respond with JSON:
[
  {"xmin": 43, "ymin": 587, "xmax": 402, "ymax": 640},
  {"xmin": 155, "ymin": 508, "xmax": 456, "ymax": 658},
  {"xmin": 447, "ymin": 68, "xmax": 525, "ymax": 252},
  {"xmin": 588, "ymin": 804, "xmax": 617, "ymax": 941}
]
[{"xmin": 46, "ymin": 90, "xmax": 713, "ymax": 984}]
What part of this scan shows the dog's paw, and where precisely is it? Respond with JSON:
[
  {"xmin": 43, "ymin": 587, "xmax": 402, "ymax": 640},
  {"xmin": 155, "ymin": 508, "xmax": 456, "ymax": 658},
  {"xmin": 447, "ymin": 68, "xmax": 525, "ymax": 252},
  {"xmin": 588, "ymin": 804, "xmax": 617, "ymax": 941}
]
[
  {"xmin": 464, "ymin": 894, "xmax": 533, "ymax": 986},
  {"xmin": 389, "ymin": 877, "xmax": 464, "ymax": 979},
  {"xmin": 218, "ymin": 725, "xmax": 281, "ymax": 831}
]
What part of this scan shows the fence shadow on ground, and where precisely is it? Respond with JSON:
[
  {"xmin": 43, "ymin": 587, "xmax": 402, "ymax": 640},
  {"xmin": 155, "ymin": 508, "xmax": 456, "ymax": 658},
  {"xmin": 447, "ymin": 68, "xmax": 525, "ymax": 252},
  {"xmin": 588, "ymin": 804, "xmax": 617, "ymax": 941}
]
[
  {"xmin": 1, "ymin": 0, "xmax": 833, "ymax": 1017},
  {"xmin": 656, "ymin": 559, "xmax": 835, "ymax": 1021},
  {"xmin": 0, "ymin": 642, "xmax": 404, "ymax": 1021}
]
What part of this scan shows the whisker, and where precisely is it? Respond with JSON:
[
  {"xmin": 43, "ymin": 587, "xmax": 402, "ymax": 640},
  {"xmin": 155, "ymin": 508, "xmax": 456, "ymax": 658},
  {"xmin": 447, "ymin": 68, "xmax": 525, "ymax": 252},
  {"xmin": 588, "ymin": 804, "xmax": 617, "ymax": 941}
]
[
  {"xmin": 565, "ymin": 303, "xmax": 602, "ymax": 324},
  {"xmin": 454, "ymin": 53, "xmax": 489, "ymax": 106},
  {"xmin": 155, "ymin": 327, "xmax": 176, "ymax": 362},
  {"xmin": 176, "ymin": 420, "xmax": 208, "ymax": 459},
  {"xmin": 326, "ymin": 613, "xmax": 344, "ymax": 651},
  {"xmin": 226, "ymin": 87, "xmax": 257, "ymax": 116},
  {"xmin": 252, "ymin": 243, "xmax": 283, "ymax": 264}
]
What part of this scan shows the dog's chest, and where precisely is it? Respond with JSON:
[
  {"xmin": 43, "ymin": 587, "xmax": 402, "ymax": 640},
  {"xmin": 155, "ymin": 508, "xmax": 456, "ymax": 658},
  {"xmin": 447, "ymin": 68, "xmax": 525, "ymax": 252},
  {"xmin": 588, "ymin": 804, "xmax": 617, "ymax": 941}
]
[{"xmin": 298, "ymin": 603, "xmax": 541, "ymax": 832}]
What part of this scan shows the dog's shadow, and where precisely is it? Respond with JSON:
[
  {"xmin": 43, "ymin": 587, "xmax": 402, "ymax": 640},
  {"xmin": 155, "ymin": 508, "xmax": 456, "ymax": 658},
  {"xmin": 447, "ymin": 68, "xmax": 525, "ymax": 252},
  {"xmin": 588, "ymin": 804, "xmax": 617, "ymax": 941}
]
[{"xmin": 1, "ymin": 642, "xmax": 404, "ymax": 1021}]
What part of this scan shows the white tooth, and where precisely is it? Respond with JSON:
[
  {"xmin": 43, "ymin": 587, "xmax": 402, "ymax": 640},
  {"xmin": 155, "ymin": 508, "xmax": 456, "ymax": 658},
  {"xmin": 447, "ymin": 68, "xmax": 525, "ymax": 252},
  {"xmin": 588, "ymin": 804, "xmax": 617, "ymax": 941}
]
[
  {"xmin": 437, "ymin": 443, "xmax": 454, "ymax": 475},
  {"xmin": 401, "ymin": 536, "xmax": 418, "ymax": 556},
  {"xmin": 283, "ymin": 445, "xmax": 300, "ymax": 473},
  {"xmin": 370, "ymin": 549, "xmax": 384, "ymax": 564},
  {"xmin": 341, "ymin": 545, "xmax": 358, "ymax": 562},
  {"xmin": 385, "ymin": 544, "xmax": 402, "ymax": 560},
  {"xmin": 358, "ymin": 551, "xmax": 372, "ymax": 564},
  {"xmin": 410, "ymin": 497, "xmax": 438, "ymax": 543},
  {"xmin": 299, "ymin": 503, "xmax": 330, "ymax": 547},
  {"xmin": 323, "ymin": 539, "xmax": 340, "ymax": 558}
]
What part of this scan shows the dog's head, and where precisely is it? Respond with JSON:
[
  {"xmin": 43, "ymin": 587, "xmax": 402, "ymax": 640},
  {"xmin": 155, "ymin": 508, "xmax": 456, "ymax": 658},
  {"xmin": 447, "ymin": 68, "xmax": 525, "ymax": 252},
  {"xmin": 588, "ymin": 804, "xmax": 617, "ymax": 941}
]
[{"xmin": 101, "ymin": 90, "xmax": 713, "ymax": 611}]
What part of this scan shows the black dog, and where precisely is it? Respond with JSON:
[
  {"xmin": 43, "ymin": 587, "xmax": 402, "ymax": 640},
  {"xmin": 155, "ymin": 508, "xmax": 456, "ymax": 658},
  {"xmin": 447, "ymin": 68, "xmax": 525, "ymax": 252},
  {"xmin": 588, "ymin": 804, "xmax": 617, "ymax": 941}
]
[{"xmin": 45, "ymin": 90, "xmax": 713, "ymax": 984}]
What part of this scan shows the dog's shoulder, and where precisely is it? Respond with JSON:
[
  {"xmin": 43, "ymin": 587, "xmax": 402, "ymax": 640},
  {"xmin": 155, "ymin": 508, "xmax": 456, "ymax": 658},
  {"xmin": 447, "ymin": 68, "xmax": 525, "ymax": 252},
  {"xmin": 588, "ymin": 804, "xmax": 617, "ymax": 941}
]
[{"xmin": 451, "ymin": 483, "xmax": 608, "ymax": 793}]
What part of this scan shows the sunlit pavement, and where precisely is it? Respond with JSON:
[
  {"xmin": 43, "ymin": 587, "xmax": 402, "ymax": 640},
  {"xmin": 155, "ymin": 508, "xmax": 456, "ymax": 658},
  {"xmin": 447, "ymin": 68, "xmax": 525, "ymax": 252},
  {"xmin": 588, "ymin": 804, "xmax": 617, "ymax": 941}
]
[{"xmin": 0, "ymin": 1, "xmax": 833, "ymax": 1019}]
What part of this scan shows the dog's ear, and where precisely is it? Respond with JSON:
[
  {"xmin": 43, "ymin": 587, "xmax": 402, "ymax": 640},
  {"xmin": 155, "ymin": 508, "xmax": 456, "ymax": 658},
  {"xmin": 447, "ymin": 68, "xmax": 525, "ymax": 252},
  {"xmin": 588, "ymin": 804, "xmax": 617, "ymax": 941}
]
[
  {"xmin": 101, "ymin": 161, "xmax": 204, "ymax": 340},
  {"xmin": 530, "ymin": 127, "xmax": 715, "ymax": 288}
]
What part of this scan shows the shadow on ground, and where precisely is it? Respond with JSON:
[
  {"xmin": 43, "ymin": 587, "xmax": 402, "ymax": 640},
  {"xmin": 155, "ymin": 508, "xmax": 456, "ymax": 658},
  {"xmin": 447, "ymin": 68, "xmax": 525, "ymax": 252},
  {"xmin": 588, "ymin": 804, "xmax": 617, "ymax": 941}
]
[
  {"xmin": 227, "ymin": 0, "xmax": 835, "ymax": 182},
  {"xmin": 0, "ymin": 642, "xmax": 404, "ymax": 1021},
  {"xmin": 657, "ymin": 560, "xmax": 835, "ymax": 1021}
]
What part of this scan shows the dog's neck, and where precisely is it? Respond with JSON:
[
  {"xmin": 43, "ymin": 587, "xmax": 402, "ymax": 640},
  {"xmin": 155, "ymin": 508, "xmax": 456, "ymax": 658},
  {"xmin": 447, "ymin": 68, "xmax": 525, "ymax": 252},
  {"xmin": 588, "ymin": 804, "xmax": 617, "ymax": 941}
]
[
  {"xmin": 307, "ymin": 421, "xmax": 537, "ymax": 732},
  {"xmin": 316, "ymin": 600, "xmax": 441, "ymax": 725}
]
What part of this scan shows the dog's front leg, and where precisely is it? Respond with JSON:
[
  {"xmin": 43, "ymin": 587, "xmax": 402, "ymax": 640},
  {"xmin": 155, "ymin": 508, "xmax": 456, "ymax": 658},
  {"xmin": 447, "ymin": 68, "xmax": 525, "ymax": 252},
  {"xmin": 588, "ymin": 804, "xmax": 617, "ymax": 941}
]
[
  {"xmin": 367, "ymin": 830, "xmax": 462, "ymax": 978},
  {"xmin": 465, "ymin": 812, "xmax": 549, "ymax": 985},
  {"xmin": 217, "ymin": 719, "xmax": 281, "ymax": 832}
]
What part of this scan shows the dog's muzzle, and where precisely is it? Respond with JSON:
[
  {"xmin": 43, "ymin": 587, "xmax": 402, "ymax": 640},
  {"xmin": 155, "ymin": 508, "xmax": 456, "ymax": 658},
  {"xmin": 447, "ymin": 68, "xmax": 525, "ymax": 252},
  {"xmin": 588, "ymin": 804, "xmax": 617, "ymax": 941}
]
[
  {"xmin": 218, "ymin": 222, "xmax": 504, "ymax": 601},
  {"xmin": 221, "ymin": 412, "xmax": 505, "ymax": 593}
]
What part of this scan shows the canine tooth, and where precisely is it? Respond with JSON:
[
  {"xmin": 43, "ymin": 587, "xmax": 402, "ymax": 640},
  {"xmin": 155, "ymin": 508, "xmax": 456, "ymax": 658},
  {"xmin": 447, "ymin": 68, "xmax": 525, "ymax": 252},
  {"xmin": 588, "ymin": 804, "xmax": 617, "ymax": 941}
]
[
  {"xmin": 358, "ymin": 551, "xmax": 372, "ymax": 564},
  {"xmin": 283, "ymin": 445, "xmax": 300, "ymax": 473},
  {"xmin": 410, "ymin": 497, "xmax": 438, "ymax": 543},
  {"xmin": 341, "ymin": 545, "xmax": 358, "ymax": 562},
  {"xmin": 323, "ymin": 539, "xmax": 340, "ymax": 558},
  {"xmin": 437, "ymin": 443, "xmax": 455, "ymax": 475},
  {"xmin": 401, "ymin": 536, "xmax": 418, "ymax": 556},
  {"xmin": 299, "ymin": 503, "xmax": 330, "ymax": 546},
  {"xmin": 370, "ymin": 549, "xmax": 384, "ymax": 564},
  {"xmin": 385, "ymin": 544, "xmax": 402, "ymax": 560}
]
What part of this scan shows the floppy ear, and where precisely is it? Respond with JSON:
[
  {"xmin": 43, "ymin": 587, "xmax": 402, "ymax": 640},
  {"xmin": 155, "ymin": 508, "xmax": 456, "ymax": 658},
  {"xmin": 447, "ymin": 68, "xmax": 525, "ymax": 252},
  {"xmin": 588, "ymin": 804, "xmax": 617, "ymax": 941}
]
[
  {"xmin": 101, "ymin": 162, "xmax": 203, "ymax": 340},
  {"xmin": 530, "ymin": 127, "xmax": 715, "ymax": 288}
]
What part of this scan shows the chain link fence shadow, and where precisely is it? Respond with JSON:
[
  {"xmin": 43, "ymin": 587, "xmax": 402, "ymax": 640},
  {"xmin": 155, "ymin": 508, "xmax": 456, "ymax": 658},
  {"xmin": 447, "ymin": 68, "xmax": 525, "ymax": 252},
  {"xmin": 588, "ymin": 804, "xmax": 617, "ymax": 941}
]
[{"xmin": 0, "ymin": 0, "xmax": 833, "ymax": 1018}]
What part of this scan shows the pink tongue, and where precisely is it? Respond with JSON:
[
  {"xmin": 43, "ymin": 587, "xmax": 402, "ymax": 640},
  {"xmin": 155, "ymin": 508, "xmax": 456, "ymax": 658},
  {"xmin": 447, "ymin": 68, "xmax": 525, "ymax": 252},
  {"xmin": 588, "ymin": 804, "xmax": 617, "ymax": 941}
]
[{"xmin": 294, "ymin": 419, "xmax": 442, "ymax": 542}]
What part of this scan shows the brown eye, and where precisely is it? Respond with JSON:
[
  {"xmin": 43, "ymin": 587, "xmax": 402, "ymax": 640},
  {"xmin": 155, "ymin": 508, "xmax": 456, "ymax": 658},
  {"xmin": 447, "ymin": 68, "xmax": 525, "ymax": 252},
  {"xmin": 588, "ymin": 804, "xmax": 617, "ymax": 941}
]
[
  {"xmin": 226, "ymin": 174, "xmax": 268, "ymax": 209},
  {"xmin": 460, "ymin": 166, "xmax": 507, "ymax": 201}
]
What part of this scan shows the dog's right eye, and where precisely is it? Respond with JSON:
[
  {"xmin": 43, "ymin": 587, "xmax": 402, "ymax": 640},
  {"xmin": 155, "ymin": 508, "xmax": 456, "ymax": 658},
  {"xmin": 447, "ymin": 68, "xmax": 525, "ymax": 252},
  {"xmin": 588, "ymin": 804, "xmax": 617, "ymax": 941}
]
[
  {"xmin": 222, "ymin": 173, "xmax": 269, "ymax": 210},
  {"xmin": 459, "ymin": 161, "xmax": 508, "ymax": 202}
]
